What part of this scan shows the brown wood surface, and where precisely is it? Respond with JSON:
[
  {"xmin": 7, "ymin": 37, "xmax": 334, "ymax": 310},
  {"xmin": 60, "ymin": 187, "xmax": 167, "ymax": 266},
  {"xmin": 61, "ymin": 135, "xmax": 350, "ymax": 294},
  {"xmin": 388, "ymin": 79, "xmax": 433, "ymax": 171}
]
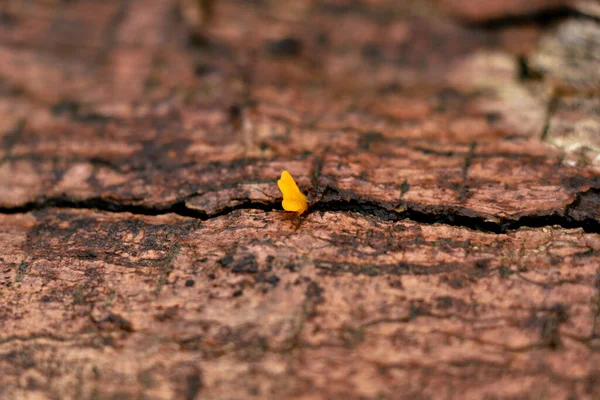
[{"xmin": 0, "ymin": 1, "xmax": 599, "ymax": 399}]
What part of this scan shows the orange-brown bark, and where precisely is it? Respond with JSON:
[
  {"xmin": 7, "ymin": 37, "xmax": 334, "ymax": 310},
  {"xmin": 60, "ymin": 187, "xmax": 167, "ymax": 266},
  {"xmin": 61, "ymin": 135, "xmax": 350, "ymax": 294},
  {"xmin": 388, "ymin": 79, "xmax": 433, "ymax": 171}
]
[{"xmin": 0, "ymin": 1, "xmax": 599, "ymax": 399}]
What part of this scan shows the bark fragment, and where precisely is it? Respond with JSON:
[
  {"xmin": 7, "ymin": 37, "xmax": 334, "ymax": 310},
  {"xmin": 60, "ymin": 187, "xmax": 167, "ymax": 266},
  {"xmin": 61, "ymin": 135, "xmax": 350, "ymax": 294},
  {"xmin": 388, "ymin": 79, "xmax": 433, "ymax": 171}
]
[{"xmin": 1, "ymin": 0, "xmax": 600, "ymax": 399}]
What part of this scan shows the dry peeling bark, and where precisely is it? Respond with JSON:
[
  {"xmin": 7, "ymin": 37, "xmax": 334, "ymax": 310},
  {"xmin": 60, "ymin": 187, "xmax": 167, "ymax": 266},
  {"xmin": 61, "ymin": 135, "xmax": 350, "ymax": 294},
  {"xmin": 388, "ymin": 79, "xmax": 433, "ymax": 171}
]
[{"xmin": 0, "ymin": 1, "xmax": 599, "ymax": 399}]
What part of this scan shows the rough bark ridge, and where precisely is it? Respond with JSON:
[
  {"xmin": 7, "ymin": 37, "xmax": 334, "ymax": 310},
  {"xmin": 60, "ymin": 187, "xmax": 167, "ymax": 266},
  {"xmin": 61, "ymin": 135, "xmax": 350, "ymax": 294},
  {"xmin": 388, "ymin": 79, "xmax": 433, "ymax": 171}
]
[{"xmin": 0, "ymin": 1, "xmax": 599, "ymax": 399}]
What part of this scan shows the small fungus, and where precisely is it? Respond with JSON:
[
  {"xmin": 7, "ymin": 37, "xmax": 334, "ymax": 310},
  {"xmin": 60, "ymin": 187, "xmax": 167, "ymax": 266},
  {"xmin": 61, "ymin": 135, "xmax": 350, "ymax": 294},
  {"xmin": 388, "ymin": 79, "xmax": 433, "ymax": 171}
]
[{"xmin": 277, "ymin": 170, "xmax": 308, "ymax": 215}]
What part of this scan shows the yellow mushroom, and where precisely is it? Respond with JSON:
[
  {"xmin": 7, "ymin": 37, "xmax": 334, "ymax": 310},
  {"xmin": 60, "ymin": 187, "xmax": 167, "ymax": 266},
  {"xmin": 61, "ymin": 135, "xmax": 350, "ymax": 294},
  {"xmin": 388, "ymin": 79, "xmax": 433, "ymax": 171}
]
[{"xmin": 277, "ymin": 170, "xmax": 308, "ymax": 215}]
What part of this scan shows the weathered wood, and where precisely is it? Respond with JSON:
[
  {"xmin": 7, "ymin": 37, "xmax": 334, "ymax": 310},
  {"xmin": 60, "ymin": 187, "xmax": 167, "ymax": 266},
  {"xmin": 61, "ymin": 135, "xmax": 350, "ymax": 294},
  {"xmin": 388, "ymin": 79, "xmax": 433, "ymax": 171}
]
[
  {"xmin": 0, "ymin": 1, "xmax": 599, "ymax": 399},
  {"xmin": 1, "ymin": 209, "xmax": 599, "ymax": 399}
]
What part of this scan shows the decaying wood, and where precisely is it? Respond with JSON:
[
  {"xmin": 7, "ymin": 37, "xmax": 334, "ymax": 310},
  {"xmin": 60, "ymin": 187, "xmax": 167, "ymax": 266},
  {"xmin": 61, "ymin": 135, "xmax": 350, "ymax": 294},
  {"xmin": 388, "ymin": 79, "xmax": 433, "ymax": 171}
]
[{"xmin": 0, "ymin": 1, "xmax": 599, "ymax": 399}]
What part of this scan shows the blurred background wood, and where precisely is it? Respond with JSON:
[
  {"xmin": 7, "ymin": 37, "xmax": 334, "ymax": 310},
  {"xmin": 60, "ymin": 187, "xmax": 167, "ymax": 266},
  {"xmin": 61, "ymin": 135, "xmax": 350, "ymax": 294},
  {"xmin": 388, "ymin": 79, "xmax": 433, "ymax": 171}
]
[{"xmin": 0, "ymin": 1, "xmax": 599, "ymax": 399}]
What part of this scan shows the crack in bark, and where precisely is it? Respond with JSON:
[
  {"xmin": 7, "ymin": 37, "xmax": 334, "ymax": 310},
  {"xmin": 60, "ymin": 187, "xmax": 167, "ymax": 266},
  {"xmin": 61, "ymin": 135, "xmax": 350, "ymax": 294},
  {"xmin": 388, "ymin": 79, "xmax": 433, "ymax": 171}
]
[
  {"xmin": 464, "ymin": 7, "xmax": 576, "ymax": 30},
  {"xmin": 0, "ymin": 196, "xmax": 278, "ymax": 220},
  {"xmin": 0, "ymin": 185, "xmax": 598, "ymax": 234},
  {"xmin": 312, "ymin": 185, "xmax": 600, "ymax": 234}
]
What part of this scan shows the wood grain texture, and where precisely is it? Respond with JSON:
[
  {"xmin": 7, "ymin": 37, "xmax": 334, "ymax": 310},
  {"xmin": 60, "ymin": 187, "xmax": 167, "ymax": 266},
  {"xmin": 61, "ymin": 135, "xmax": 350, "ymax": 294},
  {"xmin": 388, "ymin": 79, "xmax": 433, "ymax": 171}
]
[{"xmin": 0, "ymin": 1, "xmax": 599, "ymax": 399}]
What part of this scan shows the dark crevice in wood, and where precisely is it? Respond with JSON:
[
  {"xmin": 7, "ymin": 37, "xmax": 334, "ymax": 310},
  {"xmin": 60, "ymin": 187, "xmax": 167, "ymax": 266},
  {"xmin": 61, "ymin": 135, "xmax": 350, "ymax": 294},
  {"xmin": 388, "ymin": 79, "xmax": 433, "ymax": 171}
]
[
  {"xmin": 464, "ymin": 7, "xmax": 577, "ymax": 30},
  {"xmin": 1, "ymin": 186, "xmax": 599, "ymax": 234},
  {"xmin": 312, "ymin": 185, "xmax": 600, "ymax": 234},
  {"xmin": 0, "ymin": 196, "xmax": 278, "ymax": 220},
  {"xmin": 312, "ymin": 198, "xmax": 600, "ymax": 234}
]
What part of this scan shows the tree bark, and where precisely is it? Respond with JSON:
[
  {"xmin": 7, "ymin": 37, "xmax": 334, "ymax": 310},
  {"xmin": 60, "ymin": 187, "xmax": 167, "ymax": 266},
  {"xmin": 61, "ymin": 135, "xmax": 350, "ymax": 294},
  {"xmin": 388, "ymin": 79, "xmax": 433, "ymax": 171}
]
[{"xmin": 0, "ymin": 1, "xmax": 599, "ymax": 399}]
